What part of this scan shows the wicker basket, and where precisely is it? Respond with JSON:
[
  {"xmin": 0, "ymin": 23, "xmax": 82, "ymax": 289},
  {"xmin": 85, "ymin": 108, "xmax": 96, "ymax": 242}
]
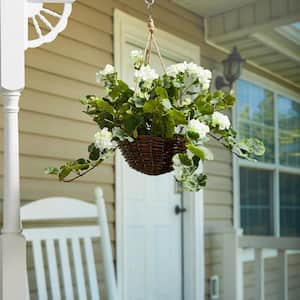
[{"xmin": 118, "ymin": 135, "xmax": 186, "ymax": 175}]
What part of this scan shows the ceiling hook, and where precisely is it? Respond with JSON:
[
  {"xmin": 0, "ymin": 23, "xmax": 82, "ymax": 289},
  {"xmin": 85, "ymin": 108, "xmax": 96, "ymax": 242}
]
[{"xmin": 145, "ymin": 0, "xmax": 155, "ymax": 10}]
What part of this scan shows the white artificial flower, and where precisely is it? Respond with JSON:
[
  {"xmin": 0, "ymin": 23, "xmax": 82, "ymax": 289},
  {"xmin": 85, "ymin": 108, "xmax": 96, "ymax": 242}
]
[
  {"xmin": 166, "ymin": 62, "xmax": 187, "ymax": 77},
  {"xmin": 182, "ymin": 97, "xmax": 192, "ymax": 106},
  {"xmin": 94, "ymin": 128, "xmax": 117, "ymax": 151},
  {"xmin": 96, "ymin": 64, "xmax": 116, "ymax": 83},
  {"xmin": 167, "ymin": 62, "xmax": 212, "ymax": 90},
  {"xmin": 131, "ymin": 49, "xmax": 143, "ymax": 60},
  {"xmin": 175, "ymin": 125, "xmax": 187, "ymax": 135},
  {"xmin": 131, "ymin": 50, "xmax": 144, "ymax": 69},
  {"xmin": 162, "ymin": 99, "xmax": 172, "ymax": 110},
  {"xmin": 188, "ymin": 119, "xmax": 210, "ymax": 139},
  {"xmin": 186, "ymin": 62, "xmax": 200, "ymax": 75},
  {"xmin": 134, "ymin": 65, "xmax": 159, "ymax": 83},
  {"xmin": 197, "ymin": 69, "xmax": 212, "ymax": 90},
  {"xmin": 212, "ymin": 112, "xmax": 231, "ymax": 130}
]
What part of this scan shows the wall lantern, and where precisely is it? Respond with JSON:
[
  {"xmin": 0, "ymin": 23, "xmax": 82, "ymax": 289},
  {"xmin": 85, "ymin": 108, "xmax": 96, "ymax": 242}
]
[{"xmin": 215, "ymin": 46, "xmax": 245, "ymax": 90}]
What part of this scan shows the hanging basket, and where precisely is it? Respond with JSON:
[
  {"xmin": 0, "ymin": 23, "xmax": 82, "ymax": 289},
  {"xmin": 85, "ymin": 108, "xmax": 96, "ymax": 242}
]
[{"xmin": 119, "ymin": 135, "xmax": 186, "ymax": 175}]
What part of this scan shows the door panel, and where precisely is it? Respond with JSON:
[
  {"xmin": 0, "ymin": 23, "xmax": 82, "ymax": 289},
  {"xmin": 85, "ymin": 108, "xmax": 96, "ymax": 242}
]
[{"xmin": 123, "ymin": 167, "xmax": 182, "ymax": 300}]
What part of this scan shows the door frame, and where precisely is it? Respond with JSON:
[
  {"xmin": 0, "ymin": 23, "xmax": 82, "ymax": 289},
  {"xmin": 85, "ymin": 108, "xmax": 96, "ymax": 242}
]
[{"xmin": 114, "ymin": 10, "xmax": 205, "ymax": 300}]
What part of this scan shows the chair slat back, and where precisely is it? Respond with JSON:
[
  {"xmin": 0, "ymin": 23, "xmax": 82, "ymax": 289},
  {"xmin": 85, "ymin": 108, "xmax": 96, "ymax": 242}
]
[
  {"xmin": 83, "ymin": 237, "xmax": 100, "ymax": 300},
  {"xmin": 32, "ymin": 240, "xmax": 48, "ymax": 300},
  {"xmin": 22, "ymin": 195, "xmax": 106, "ymax": 300},
  {"xmin": 45, "ymin": 239, "xmax": 61, "ymax": 299},
  {"xmin": 58, "ymin": 238, "xmax": 75, "ymax": 300}
]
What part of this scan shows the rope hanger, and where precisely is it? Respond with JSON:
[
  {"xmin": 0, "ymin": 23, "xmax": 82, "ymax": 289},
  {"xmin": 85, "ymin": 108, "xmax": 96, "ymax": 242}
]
[{"xmin": 143, "ymin": 0, "xmax": 167, "ymax": 73}]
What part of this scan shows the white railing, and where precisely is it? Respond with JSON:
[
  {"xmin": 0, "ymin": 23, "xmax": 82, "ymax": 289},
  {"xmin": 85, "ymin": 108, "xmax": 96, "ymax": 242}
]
[
  {"xmin": 222, "ymin": 230, "xmax": 300, "ymax": 300},
  {"xmin": 239, "ymin": 236, "xmax": 300, "ymax": 300}
]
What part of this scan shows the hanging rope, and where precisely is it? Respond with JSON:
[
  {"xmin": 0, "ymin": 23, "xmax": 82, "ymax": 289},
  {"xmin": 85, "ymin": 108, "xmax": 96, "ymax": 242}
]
[{"xmin": 143, "ymin": 0, "xmax": 167, "ymax": 73}]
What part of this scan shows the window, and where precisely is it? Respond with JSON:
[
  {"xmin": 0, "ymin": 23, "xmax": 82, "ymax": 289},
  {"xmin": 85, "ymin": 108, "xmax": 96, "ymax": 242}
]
[{"xmin": 236, "ymin": 79, "xmax": 300, "ymax": 237}]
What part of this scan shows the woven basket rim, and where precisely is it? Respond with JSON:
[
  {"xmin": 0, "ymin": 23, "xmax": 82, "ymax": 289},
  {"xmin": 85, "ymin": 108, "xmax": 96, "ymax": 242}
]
[{"xmin": 118, "ymin": 134, "xmax": 185, "ymax": 144}]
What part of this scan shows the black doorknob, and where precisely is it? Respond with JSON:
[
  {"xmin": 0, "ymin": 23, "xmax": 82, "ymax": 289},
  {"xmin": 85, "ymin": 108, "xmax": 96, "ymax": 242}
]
[{"xmin": 175, "ymin": 205, "xmax": 187, "ymax": 215}]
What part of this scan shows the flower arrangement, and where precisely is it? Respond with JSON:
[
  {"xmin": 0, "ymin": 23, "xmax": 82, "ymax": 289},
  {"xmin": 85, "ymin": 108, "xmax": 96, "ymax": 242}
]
[{"xmin": 46, "ymin": 49, "xmax": 265, "ymax": 191}]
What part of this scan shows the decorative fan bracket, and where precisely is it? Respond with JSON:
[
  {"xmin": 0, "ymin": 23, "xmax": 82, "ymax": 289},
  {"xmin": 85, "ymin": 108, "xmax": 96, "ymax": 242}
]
[{"xmin": 25, "ymin": 0, "xmax": 75, "ymax": 50}]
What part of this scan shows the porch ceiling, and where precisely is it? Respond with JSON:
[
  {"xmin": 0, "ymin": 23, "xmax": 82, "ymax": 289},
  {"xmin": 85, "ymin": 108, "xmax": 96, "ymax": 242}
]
[
  {"xmin": 173, "ymin": 0, "xmax": 300, "ymax": 89},
  {"xmin": 172, "ymin": 0, "xmax": 257, "ymax": 17}
]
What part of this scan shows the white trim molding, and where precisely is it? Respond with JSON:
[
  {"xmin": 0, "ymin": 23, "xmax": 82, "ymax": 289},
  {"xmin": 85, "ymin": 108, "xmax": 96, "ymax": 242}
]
[
  {"xmin": 233, "ymin": 69, "xmax": 300, "ymax": 238},
  {"xmin": 114, "ymin": 9, "xmax": 204, "ymax": 300},
  {"xmin": 25, "ymin": 0, "xmax": 75, "ymax": 49}
]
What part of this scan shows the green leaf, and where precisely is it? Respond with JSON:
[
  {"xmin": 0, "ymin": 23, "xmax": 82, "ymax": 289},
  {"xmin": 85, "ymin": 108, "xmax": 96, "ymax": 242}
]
[
  {"xmin": 162, "ymin": 114, "xmax": 175, "ymax": 138},
  {"xmin": 186, "ymin": 130, "xmax": 200, "ymax": 141},
  {"xmin": 182, "ymin": 173, "xmax": 207, "ymax": 192},
  {"xmin": 224, "ymin": 94, "xmax": 236, "ymax": 106},
  {"xmin": 168, "ymin": 109, "xmax": 187, "ymax": 125},
  {"xmin": 88, "ymin": 144, "xmax": 100, "ymax": 161},
  {"xmin": 143, "ymin": 99, "xmax": 163, "ymax": 114},
  {"xmin": 155, "ymin": 87, "xmax": 168, "ymax": 99},
  {"xmin": 124, "ymin": 115, "xmax": 144, "ymax": 134},
  {"xmin": 187, "ymin": 143, "xmax": 205, "ymax": 160},
  {"xmin": 58, "ymin": 166, "xmax": 72, "ymax": 181},
  {"xmin": 109, "ymin": 80, "xmax": 130, "ymax": 99},
  {"xmin": 94, "ymin": 99, "xmax": 114, "ymax": 114},
  {"xmin": 112, "ymin": 127, "xmax": 134, "ymax": 142},
  {"xmin": 178, "ymin": 153, "xmax": 193, "ymax": 166},
  {"xmin": 239, "ymin": 138, "xmax": 265, "ymax": 156},
  {"xmin": 44, "ymin": 167, "xmax": 59, "ymax": 175}
]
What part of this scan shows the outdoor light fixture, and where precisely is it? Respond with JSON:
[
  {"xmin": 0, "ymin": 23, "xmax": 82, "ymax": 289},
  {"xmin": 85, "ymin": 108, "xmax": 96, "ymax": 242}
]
[{"xmin": 215, "ymin": 46, "xmax": 245, "ymax": 90}]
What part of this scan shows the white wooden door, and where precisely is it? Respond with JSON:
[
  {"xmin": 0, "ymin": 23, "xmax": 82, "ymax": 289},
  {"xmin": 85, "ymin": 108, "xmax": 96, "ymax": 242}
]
[{"xmin": 114, "ymin": 10, "xmax": 201, "ymax": 300}]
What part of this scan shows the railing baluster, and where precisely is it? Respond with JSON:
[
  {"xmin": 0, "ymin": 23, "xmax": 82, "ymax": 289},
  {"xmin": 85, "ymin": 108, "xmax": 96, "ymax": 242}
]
[
  {"xmin": 278, "ymin": 250, "xmax": 288, "ymax": 300},
  {"xmin": 254, "ymin": 248, "xmax": 264, "ymax": 300}
]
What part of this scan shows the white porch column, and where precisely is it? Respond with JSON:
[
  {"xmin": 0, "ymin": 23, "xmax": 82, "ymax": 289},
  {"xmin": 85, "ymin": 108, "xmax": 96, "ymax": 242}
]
[
  {"xmin": 2, "ymin": 91, "xmax": 22, "ymax": 234},
  {"xmin": 0, "ymin": 0, "xmax": 26, "ymax": 299}
]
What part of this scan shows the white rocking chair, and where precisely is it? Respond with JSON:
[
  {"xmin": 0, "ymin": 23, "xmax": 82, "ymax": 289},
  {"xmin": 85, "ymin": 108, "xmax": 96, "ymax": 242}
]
[{"xmin": 21, "ymin": 187, "xmax": 118, "ymax": 300}]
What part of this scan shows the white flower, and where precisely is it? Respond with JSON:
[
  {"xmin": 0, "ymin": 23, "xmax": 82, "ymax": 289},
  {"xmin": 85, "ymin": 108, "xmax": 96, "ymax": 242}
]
[
  {"xmin": 212, "ymin": 112, "xmax": 231, "ymax": 130},
  {"xmin": 134, "ymin": 65, "xmax": 159, "ymax": 83},
  {"xmin": 188, "ymin": 119, "xmax": 210, "ymax": 139},
  {"xmin": 131, "ymin": 50, "xmax": 144, "ymax": 69},
  {"xmin": 96, "ymin": 64, "xmax": 115, "ymax": 83},
  {"xmin": 94, "ymin": 128, "xmax": 117, "ymax": 151},
  {"xmin": 182, "ymin": 97, "xmax": 192, "ymax": 106},
  {"xmin": 167, "ymin": 62, "xmax": 212, "ymax": 90},
  {"xmin": 131, "ymin": 49, "xmax": 143, "ymax": 60},
  {"xmin": 197, "ymin": 69, "xmax": 212, "ymax": 90},
  {"xmin": 166, "ymin": 62, "xmax": 187, "ymax": 77},
  {"xmin": 186, "ymin": 62, "xmax": 199, "ymax": 75},
  {"xmin": 162, "ymin": 99, "xmax": 172, "ymax": 110},
  {"xmin": 175, "ymin": 125, "xmax": 187, "ymax": 135}
]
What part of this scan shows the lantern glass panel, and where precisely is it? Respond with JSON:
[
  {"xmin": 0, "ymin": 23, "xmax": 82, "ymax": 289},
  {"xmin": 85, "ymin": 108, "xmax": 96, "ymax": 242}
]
[
  {"xmin": 230, "ymin": 59, "xmax": 241, "ymax": 81},
  {"xmin": 223, "ymin": 59, "xmax": 232, "ymax": 81}
]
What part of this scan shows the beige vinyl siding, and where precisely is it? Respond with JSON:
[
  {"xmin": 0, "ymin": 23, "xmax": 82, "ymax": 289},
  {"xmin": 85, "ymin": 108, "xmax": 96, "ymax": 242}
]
[{"xmin": 1, "ymin": 0, "xmax": 297, "ymax": 299}]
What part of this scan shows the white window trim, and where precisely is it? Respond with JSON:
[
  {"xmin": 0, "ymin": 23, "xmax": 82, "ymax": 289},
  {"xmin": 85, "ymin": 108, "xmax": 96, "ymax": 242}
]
[
  {"xmin": 114, "ymin": 10, "xmax": 205, "ymax": 300},
  {"xmin": 233, "ymin": 69, "xmax": 300, "ymax": 237}
]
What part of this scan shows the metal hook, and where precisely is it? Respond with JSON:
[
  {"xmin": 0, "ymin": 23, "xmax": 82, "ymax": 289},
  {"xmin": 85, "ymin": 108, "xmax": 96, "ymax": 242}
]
[{"xmin": 145, "ymin": 0, "xmax": 155, "ymax": 10}]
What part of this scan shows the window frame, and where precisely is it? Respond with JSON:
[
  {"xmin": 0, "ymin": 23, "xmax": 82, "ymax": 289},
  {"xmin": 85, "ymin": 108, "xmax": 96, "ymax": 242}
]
[{"xmin": 233, "ymin": 69, "xmax": 300, "ymax": 237}]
